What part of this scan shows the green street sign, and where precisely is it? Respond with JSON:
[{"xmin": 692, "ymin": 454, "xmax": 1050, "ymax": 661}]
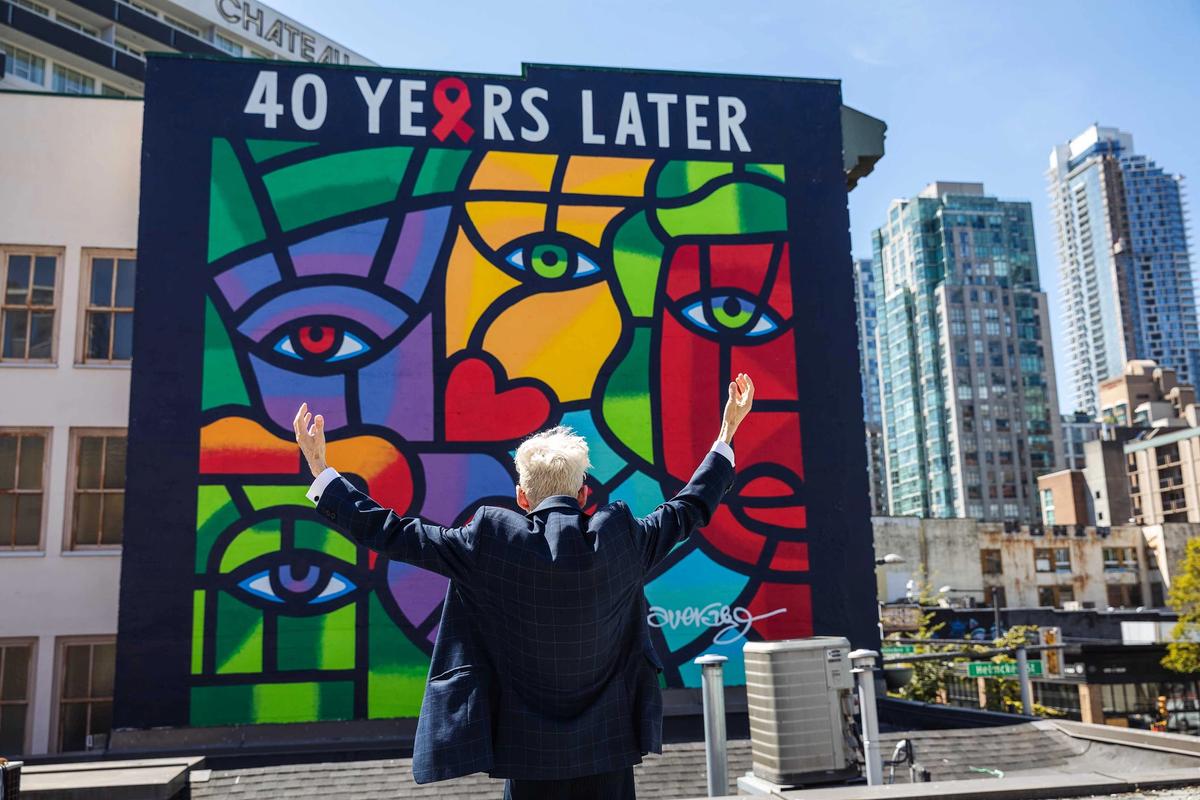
[
  {"xmin": 882, "ymin": 645, "xmax": 916, "ymax": 655},
  {"xmin": 967, "ymin": 660, "xmax": 1043, "ymax": 678}
]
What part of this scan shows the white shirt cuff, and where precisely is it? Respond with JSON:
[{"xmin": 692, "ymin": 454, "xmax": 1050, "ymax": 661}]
[
  {"xmin": 710, "ymin": 440, "xmax": 735, "ymax": 467},
  {"xmin": 307, "ymin": 466, "xmax": 341, "ymax": 505}
]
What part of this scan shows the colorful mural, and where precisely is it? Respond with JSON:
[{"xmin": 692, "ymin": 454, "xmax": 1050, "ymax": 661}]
[{"xmin": 117, "ymin": 57, "xmax": 877, "ymax": 731}]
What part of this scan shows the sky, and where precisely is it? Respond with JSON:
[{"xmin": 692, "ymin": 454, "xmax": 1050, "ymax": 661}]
[{"xmin": 272, "ymin": 0, "xmax": 1200, "ymax": 412}]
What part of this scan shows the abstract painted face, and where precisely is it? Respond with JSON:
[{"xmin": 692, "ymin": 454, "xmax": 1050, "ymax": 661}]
[
  {"xmin": 191, "ymin": 140, "xmax": 813, "ymax": 723},
  {"xmin": 441, "ymin": 152, "xmax": 651, "ymax": 403}
]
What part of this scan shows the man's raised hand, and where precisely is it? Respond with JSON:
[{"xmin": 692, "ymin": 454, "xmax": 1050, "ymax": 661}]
[
  {"xmin": 719, "ymin": 373, "xmax": 755, "ymax": 444},
  {"xmin": 293, "ymin": 402, "xmax": 328, "ymax": 478}
]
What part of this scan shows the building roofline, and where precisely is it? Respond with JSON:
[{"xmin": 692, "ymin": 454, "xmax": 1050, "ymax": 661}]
[{"xmin": 142, "ymin": 51, "xmax": 845, "ymax": 86}]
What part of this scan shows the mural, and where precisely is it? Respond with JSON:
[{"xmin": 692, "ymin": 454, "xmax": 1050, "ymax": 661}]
[{"xmin": 117, "ymin": 57, "xmax": 876, "ymax": 731}]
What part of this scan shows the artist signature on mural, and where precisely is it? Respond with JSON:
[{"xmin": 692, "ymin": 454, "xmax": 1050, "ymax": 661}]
[{"xmin": 647, "ymin": 603, "xmax": 787, "ymax": 645}]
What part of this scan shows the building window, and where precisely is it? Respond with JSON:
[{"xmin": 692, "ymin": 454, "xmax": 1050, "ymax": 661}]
[
  {"xmin": 0, "ymin": 41, "xmax": 46, "ymax": 85},
  {"xmin": 1, "ymin": 248, "xmax": 59, "ymax": 362},
  {"xmin": 12, "ymin": 0, "xmax": 49, "ymax": 15},
  {"xmin": 0, "ymin": 639, "xmax": 34, "ymax": 754},
  {"xmin": 1103, "ymin": 547, "xmax": 1136, "ymax": 572},
  {"xmin": 69, "ymin": 431, "xmax": 126, "ymax": 549},
  {"xmin": 100, "ymin": 85, "xmax": 127, "ymax": 98},
  {"xmin": 1035, "ymin": 547, "xmax": 1072, "ymax": 574},
  {"xmin": 1038, "ymin": 584, "xmax": 1075, "ymax": 607},
  {"xmin": 52, "ymin": 64, "xmax": 95, "ymax": 95},
  {"xmin": 980, "ymin": 548, "xmax": 1003, "ymax": 575},
  {"xmin": 1107, "ymin": 584, "xmax": 1143, "ymax": 609},
  {"xmin": 214, "ymin": 32, "xmax": 244, "ymax": 57},
  {"xmin": 114, "ymin": 39, "xmax": 144, "ymax": 59},
  {"xmin": 1040, "ymin": 488, "xmax": 1055, "ymax": 525},
  {"xmin": 55, "ymin": 13, "xmax": 101, "ymax": 38},
  {"xmin": 55, "ymin": 638, "xmax": 114, "ymax": 752},
  {"xmin": 0, "ymin": 429, "xmax": 47, "ymax": 549},
  {"xmin": 163, "ymin": 14, "xmax": 202, "ymax": 37},
  {"xmin": 80, "ymin": 252, "xmax": 136, "ymax": 363}
]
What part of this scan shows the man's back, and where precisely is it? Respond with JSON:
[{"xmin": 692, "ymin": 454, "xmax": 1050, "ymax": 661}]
[
  {"xmin": 310, "ymin": 450, "xmax": 735, "ymax": 781},
  {"xmin": 467, "ymin": 501, "xmax": 644, "ymax": 715}
]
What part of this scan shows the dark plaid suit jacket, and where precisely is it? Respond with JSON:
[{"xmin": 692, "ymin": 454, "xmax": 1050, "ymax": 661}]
[{"xmin": 313, "ymin": 451, "xmax": 735, "ymax": 783}]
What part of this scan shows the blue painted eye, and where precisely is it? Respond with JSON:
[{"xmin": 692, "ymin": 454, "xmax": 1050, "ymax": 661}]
[
  {"xmin": 271, "ymin": 324, "xmax": 371, "ymax": 364},
  {"xmin": 502, "ymin": 237, "xmax": 603, "ymax": 282},
  {"xmin": 681, "ymin": 301, "xmax": 717, "ymax": 333},
  {"xmin": 311, "ymin": 572, "xmax": 356, "ymax": 604},
  {"xmin": 678, "ymin": 293, "xmax": 780, "ymax": 339},
  {"xmin": 238, "ymin": 570, "xmax": 285, "ymax": 603},
  {"xmin": 235, "ymin": 563, "xmax": 358, "ymax": 608}
]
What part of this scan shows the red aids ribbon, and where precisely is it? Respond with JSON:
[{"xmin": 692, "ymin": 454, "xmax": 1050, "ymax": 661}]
[{"xmin": 432, "ymin": 77, "xmax": 474, "ymax": 142}]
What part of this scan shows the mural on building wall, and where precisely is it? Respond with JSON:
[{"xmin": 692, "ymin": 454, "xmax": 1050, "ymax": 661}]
[{"xmin": 117, "ymin": 56, "xmax": 876, "ymax": 730}]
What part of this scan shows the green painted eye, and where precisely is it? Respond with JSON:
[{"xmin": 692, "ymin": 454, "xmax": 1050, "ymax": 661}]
[
  {"xmin": 504, "ymin": 238, "xmax": 602, "ymax": 282},
  {"xmin": 679, "ymin": 293, "xmax": 780, "ymax": 340},
  {"xmin": 529, "ymin": 243, "xmax": 570, "ymax": 278},
  {"xmin": 711, "ymin": 296, "xmax": 754, "ymax": 329}
]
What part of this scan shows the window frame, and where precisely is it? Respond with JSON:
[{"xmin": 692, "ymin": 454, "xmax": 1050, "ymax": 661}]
[
  {"xmin": 65, "ymin": 428, "xmax": 127, "ymax": 551},
  {"xmin": 50, "ymin": 635, "xmax": 115, "ymax": 753},
  {"xmin": 980, "ymin": 548, "xmax": 1003, "ymax": 575},
  {"xmin": 76, "ymin": 249, "xmax": 137, "ymax": 366},
  {"xmin": 0, "ymin": 427, "xmax": 52, "ymax": 551},
  {"xmin": 0, "ymin": 245, "xmax": 63, "ymax": 364},
  {"xmin": 0, "ymin": 636, "xmax": 37, "ymax": 755}
]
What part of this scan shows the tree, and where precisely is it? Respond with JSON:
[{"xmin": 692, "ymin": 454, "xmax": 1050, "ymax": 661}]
[
  {"xmin": 1163, "ymin": 537, "xmax": 1200, "ymax": 674},
  {"xmin": 888, "ymin": 571, "xmax": 951, "ymax": 703}
]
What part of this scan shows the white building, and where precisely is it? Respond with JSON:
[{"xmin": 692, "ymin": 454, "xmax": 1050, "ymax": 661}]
[
  {"xmin": 1048, "ymin": 125, "xmax": 1199, "ymax": 415},
  {"xmin": 0, "ymin": 1, "xmax": 368, "ymax": 757},
  {"xmin": 1, "ymin": 0, "xmax": 373, "ymax": 97}
]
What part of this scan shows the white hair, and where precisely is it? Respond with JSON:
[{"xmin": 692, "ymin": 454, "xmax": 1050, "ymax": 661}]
[{"xmin": 514, "ymin": 426, "xmax": 591, "ymax": 509}]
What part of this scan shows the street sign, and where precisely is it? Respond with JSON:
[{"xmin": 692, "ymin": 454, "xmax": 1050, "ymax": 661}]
[
  {"xmin": 880, "ymin": 605, "xmax": 923, "ymax": 632},
  {"xmin": 1039, "ymin": 627, "xmax": 1063, "ymax": 678},
  {"xmin": 882, "ymin": 644, "xmax": 916, "ymax": 655},
  {"xmin": 967, "ymin": 660, "xmax": 1043, "ymax": 678}
]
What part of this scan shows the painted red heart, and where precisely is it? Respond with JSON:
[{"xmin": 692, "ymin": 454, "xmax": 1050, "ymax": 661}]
[{"xmin": 444, "ymin": 358, "xmax": 551, "ymax": 441}]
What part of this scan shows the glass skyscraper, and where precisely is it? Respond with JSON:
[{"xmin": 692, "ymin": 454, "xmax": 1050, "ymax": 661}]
[
  {"xmin": 853, "ymin": 258, "xmax": 887, "ymax": 515},
  {"xmin": 1048, "ymin": 125, "xmax": 1198, "ymax": 415},
  {"xmin": 872, "ymin": 182, "xmax": 1061, "ymax": 522}
]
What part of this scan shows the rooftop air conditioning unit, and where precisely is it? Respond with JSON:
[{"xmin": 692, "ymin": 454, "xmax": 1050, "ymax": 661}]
[{"xmin": 743, "ymin": 637, "xmax": 860, "ymax": 786}]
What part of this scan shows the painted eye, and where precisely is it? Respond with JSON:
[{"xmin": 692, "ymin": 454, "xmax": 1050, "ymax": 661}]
[
  {"xmin": 234, "ymin": 557, "xmax": 359, "ymax": 611},
  {"xmin": 502, "ymin": 236, "xmax": 604, "ymax": 283},
  {"xmin": 272, "ymin": 323, "xmax": 372, "ymax": 365},
  {"xmin": 239, "ymin": 570, "xmax": 284, "ymax": 603},
  {"xmin": 677, "ymin": 293, "xmax": 781, "ymax": 340}
]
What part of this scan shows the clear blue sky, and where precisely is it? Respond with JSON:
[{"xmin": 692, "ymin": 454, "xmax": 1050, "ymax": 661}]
[{"xmin": 272, "ymin": 0, "xmax": 1200, "ymax": 412}]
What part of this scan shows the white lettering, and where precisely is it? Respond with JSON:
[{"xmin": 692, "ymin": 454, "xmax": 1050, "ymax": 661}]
[
  {"xmin": 614, "ymin": 91, "xmax": 646, "ymax": 147},
  {"xmin": 685, "ymin": 95, "xmax": 711, "ymax": 150},
  {"xmin": 717, "ymin": 96, "xmax": 750, "ymax": 152},
  {"xmin": 399, "ymin": 79, "xmax": 425, "ymax": 136},
  {"xmin": 243, "ymin": 70, "xmax": 283, "ymax": 129},
  {"xmin": 580, "ymin": 89, "xmax": 605, "ymax": 145},
  {"xmin": 645, "ymin": 92, "xmax": 677, "ymax": 148},
  {"xmin": 520, "ymin": 87, "xmax": 549, "ymax": 142},
  {"xmin": 290, "ymin": 73, "xmax": 326, "ymax": 131},
  {"xmin": 354, "ymin": 76, "xmax": 391, "ymax": 135},
  {"xmin": 647, "ymin": 603, "xmax": 788, "ymax": 645},
  {"xmin": 483, "ymin": 85, "xmax": 514, "ymax": 141}
]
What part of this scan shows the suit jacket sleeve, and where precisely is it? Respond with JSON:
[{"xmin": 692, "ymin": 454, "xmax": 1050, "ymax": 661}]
[
  {"xmin": 633, "ymin": 451, "xmax": 736, "ymax": 571},
  {"xmin": 314, "ymin": 474, "xmax": 476, "ymax": 580}
]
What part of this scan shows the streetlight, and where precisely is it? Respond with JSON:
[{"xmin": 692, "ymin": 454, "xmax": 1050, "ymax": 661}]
[
  {"xmin": 939, "ymin": 586, "xmax": 1002, "ymax": 639},
  {"xmin": 875, "ymin": 553, "xmax": 905, "ymax": 566}
]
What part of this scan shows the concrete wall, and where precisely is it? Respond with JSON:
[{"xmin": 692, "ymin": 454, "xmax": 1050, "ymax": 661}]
[
  {"xmin": 0, "ymin": 93, "xmax": 142, "ymax": 754},
  {"xmin": 872, "ymin": 516, "xmax": 984, "ymax": 603}
]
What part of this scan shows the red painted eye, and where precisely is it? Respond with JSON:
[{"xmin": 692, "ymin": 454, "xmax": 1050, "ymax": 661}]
[{"xmin": 296, "ymin": 325, "xmax": 337, "ymax": 356}]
